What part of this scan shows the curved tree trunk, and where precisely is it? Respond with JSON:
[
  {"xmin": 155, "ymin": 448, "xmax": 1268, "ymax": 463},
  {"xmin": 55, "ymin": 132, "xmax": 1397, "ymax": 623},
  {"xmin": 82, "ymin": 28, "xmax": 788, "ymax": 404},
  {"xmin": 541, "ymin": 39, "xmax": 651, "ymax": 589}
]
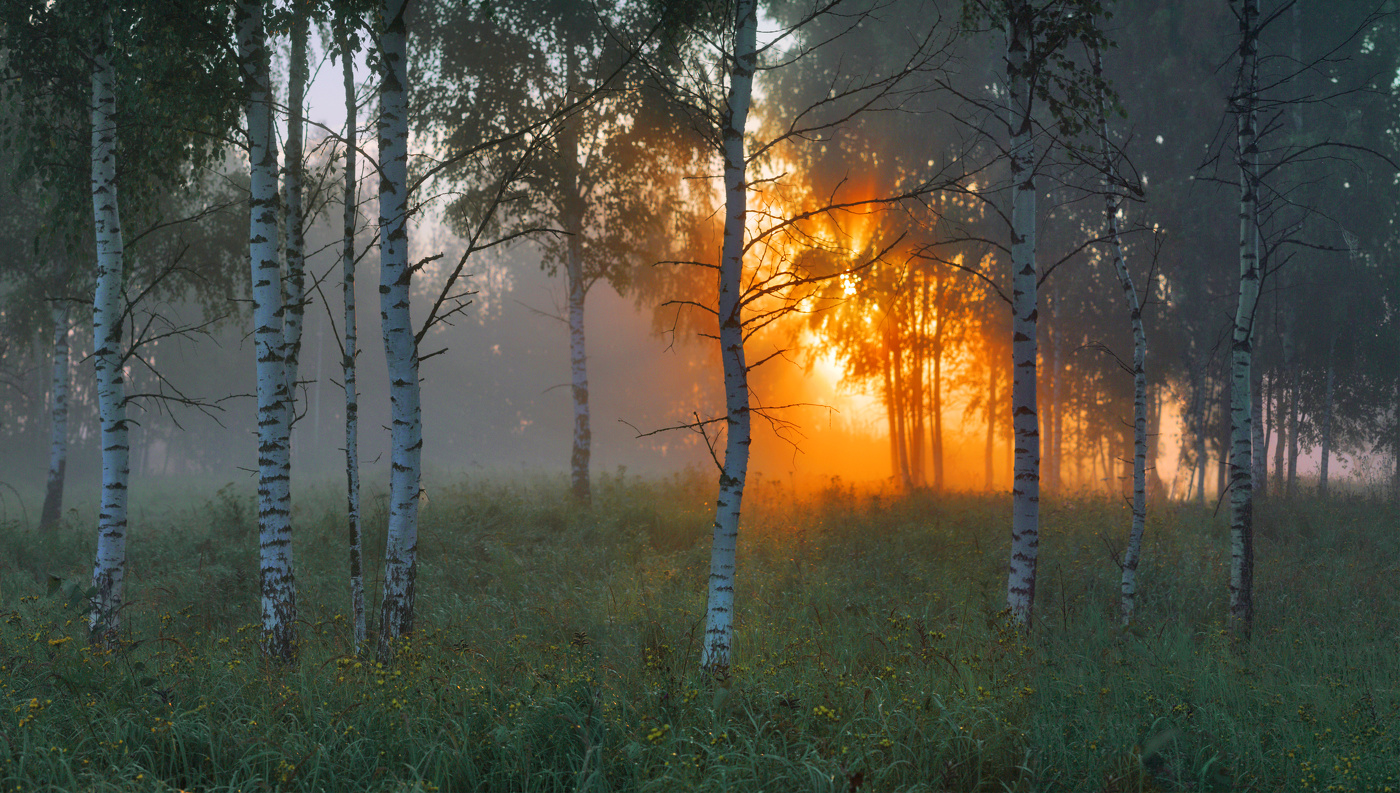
[
  {"xmin": 376, "ymin": 0, "xmax": 422, "ymax": 659},
  {"xmin": 40, "ymin": 303, "xmax": 71, "ymax": 530},
  {"xmin": 89, "ymin": 14, "xmax": 130, "ymax": 642},
  {"xmin": 237, "ymin": 0, "xmax": 296, "ymax": 662},
  {"xmin": 701, "ymin": 0, "xmax": 756, "ymax": 673},
  {"xmin": 1228, "ymin": 0, "xmax": 1260, "ymax": 640},
  {"xmin": 1005, "ymin": 0, "xmax": 1040, "ymax": 628},
  {"xmin": 1092, "ymin": 37, "xmax": 1148, "ymax": 626},
  {"xmin": 337, "ymin": 13, "xmax": 366, "ymax": 653}
]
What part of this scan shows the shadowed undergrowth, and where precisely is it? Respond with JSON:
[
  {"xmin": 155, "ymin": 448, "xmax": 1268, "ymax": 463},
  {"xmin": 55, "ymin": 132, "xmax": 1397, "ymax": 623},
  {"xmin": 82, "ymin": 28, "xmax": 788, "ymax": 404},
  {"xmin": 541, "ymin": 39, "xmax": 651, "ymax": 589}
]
[{"xmin": 0, "ymin": 472, "xmax": 1396, "ymax": 791}]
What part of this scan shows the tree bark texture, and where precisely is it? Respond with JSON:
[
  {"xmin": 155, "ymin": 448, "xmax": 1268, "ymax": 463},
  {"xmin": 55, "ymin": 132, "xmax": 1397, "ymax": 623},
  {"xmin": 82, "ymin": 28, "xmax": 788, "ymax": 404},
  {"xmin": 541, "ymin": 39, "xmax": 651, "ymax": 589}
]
[
  {"xmin": 337, "ymin": 13, "xmax": 366, "ymax": 653},
  {"xmin": 1228, "ymin": 0, "xmax": 1260, "ymax": 640},
  {"xmin": 283, "ymin": 8, "xmax": 310, "ymax": 433},
  {"xmin": 376, "ymin": 0, "xmax": 422, "ymax": 659},
  {"xmin": 41, "ymin": 303, "xmax": 71, "ymax": 529},
  {"xmin": 89, "ymin": 15, "xmax": 130, "ymax": 642},
  {"xmin": 1005, "ymin": 0, "xmax": 1040, "ymax": 628},
  {"xmin": 1092, "ymin": 36, "xmax": 1148, "ymax": 626},
  {"xmin": 701, "ymin": 0, "xmax": 756, "ymax": 673},
  {"xmin": 237, "ymin": 0, "xmax": 297, "ymax": 662}
]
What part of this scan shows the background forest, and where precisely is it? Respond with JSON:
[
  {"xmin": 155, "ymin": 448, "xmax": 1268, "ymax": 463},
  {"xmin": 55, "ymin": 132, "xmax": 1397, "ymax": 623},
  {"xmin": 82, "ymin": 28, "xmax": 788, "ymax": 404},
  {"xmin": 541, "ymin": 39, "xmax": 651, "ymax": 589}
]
[{"xmin": 0, "ymin": 0, "xmax": 1398, "ymax": 790}]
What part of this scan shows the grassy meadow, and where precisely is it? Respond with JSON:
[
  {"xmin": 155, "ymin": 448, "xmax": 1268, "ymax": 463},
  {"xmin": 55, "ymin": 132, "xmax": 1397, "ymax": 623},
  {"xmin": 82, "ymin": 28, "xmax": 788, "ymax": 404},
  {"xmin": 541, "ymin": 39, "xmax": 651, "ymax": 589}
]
[{"xmin": 0, "ymin": 471, "xmax": 1397, "ymax": 792}]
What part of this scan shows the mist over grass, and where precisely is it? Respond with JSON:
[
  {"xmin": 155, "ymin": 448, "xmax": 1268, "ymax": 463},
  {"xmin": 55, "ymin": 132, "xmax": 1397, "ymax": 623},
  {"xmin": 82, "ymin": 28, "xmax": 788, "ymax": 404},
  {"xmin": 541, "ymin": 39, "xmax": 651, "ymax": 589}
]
[{"xmin": 0, "ymin": 474, "xmax": 1397, "ymax": 791}]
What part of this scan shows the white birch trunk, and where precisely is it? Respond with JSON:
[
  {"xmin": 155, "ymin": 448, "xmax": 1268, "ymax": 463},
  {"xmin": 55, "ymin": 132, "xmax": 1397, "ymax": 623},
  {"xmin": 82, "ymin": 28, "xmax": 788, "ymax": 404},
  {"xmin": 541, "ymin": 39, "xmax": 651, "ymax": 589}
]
[
  {"xmin": 1005, "ymin": 0, "xmax": 1040, "ymax": 628},
  {"xmin": 41, "ymin": 303, "xmax": 71, "ymax": 529},
  {"xmin": 701, "ymin": 0, "xmax": 756, "ymax": 673},
  {"xmin": 237, "ymin": 0, "xmax": 297, "ymax": 661},
  {"xmin": 376, "ymin": 0, "xmax": 422, "ymax": 659},
  {"xmin": 283, "ymin": 11, "xmax": 310, "ymax": 430},
  {"xmin": 89, "ymin": 19, "xmax": 129, "ymax": 640},
  {"xmin": 338, "ymin": 14, "xmax": 366, "ymax": 653},
  {"xmin": 1251, "ymin": 328, "xmax": 1265, "ymax": 494},
  {"xmin": 1093, "ymin": 38, "xmax": 1148, "ymax": 626},
  {"xmin": 1228, "ymin": 0, "xmax": 1260, "ymax": 639},
  {"xmin": 1319, "ymin": 334, "xmax": 1336, "ymax": 497}
]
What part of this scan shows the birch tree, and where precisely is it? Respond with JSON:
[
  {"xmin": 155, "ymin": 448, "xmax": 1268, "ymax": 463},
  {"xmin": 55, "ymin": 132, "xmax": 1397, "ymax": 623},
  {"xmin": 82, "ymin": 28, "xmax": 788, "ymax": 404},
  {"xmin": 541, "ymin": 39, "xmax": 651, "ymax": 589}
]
[
  {"xmin": 946, "ymin": 0, "xmax": 1114, "ymax": 627},
  {"xmin": 1227, "ymin": 0, "xmax": 1260, "ymax": 639},
  {"xmin": 333, "ymin": 6, "xmax": 367, "ymax": 654},
  {"xmin": 87, "ymin": 9, "xmax": 129, "ymax": 639},
  {"xmin": 646, "ymin": 0, "xmax": 953, "ymax": 671},
  {"xmin": 1090, "ymin": 33, "xmax": 1148, "ymax": 626},
  {"xmin": 236, "ymin": 0, "xmax": 297, "ymax": 661},
  {"xmin": 281, "ymin": 3, "xmax": 311, "ymax": 436},
  {"xmin": 375, "ymin": 0, "xmax": 420, "ymax": 658}
]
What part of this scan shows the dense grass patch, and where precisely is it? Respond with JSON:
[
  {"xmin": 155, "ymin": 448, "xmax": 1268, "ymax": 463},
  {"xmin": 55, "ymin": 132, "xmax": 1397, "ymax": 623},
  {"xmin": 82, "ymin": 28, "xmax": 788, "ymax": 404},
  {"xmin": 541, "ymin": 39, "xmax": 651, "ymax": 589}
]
[{"xmin": 0, "ymin": 473, "xmax": 1397, "ymax": 791}]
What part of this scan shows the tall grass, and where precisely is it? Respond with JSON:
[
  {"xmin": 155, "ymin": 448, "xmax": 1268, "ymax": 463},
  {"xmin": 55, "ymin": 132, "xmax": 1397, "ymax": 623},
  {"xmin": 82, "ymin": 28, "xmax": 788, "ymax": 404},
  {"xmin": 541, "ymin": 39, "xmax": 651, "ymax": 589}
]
[{"xmin": 0, "ymin": 471, "xmax": 1396, "ymax": 791}]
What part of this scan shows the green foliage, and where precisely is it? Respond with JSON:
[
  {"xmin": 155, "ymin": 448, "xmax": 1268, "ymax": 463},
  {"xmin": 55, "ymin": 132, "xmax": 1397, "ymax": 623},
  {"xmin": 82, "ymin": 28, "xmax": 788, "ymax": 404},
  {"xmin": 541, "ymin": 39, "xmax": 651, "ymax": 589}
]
[{"xmin": 0, "ymin": 480, "xmax": 1397, "ymax": 790}]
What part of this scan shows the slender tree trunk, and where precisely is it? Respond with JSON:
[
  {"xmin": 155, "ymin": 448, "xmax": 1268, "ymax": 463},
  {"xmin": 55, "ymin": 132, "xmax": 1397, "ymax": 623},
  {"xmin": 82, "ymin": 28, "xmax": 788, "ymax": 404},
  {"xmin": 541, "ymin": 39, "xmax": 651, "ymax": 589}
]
[
  {"xmin": 88, "ymin": 15, "xmax": 129, "ymax": 642},
  {"xmin": 1251, "ymin": 329, "xmax": 1265, "ymax": 496},
  {"xmin": 1272, "ymin": 371, "xmax": 1286, "ymax": 492},
  {"xmin": 560, "ymin": 45, "xmax": 592, "ymax": 506},
  {"xmin": 985, "ymin": 352, "xmax": 996, "ymax": 490},
  {"xmin": 1050, "ymin": 290, "xmax": 1064, "ymax": 491},
  {"xmin": 1262, "ymin": 372, "xmax": 1273, "ymax": 493},
  {"xmin": 1005, "ymin": 0, "xmax": 1040, "ymax": 628},
  {"xmin": 931, "ymin": 269, "xmax": 945, "ymax": 490},
  {"xmin": 283, "ymin": 7, "xmax": 310, "ymax": 435},
  {"xmin": 891, "ymin": 325, "xmax": 912, "ymax": 489},
  {"xmin": 1192, "ymin": 358, "xmax": 1207, "ymax": 505},
  {"xmin": 701, "ymin": 0, "xmax": 756, "ymax": 673},
  {"xmin": 376, "ymin": 0, "xmax": 422, "ymax": 659},
  {"xmin": 337, "ymin": 14, "xmax": 366, "ymax": 653},
  {"xmin": 1042, "ymin": 292, "xmax": 1057, "ymax": 493},
  {"xmin": 1319, "ymin": 334, "xmax": 1337, "ymax": 497},
  {"xmin": 1287, "ymin": 350, "xmax": 1299, "ymax": 497},
  {"xmin": 1228, "ymin": 0, "xmax": 1260, "ymax": 639},
  {"xmin": 40, "ymin": 303, "xmax": 71, "ymax": 529},
  {"xmin": 910, "ymin": 281, "xmax": 926, "ymax": 488},
  {"xmin": 884, "ymin": 346, "xmax": 898, "ymax": 481},
  {"xmin": 237, "ymin": 0, "xmax": 296, "ymax": 661},
  {"xmin": 1092, "ymin": 37, "xmax": 1149, "ymax": 625}
]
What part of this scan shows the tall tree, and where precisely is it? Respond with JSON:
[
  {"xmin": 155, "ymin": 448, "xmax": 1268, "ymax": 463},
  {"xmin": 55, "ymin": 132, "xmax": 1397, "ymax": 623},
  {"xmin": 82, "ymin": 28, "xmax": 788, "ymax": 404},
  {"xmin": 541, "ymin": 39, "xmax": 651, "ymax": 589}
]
[
  {"xmin": 236, "ymin": 0, "xmax": 297, "ymax": 661},
  {"xmin": 87, "ymin": 7, "xmax": 129, "ymax": 641},
  {"xmin": 375, "ymin": 0, "xmax": 420, "ymax": 658},
  {"xmin": 1227, "ymin": 0, "xmax": 1260, "ymax": 639},
  {"xmin": 1091, "ymin": 29, "xmax": 1149, "ymax": 626},
  {"xmin": 333, "ymin": 5, "xmax": 368, "ymax": 655}
]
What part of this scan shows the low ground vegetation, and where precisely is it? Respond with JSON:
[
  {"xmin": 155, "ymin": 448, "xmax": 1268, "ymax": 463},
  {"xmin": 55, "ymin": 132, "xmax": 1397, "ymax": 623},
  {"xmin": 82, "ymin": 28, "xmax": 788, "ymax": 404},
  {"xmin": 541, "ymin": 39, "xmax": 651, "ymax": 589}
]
[{"xmin": 0, "ymin": 473, "xmax": 1396, "ymax": 791}]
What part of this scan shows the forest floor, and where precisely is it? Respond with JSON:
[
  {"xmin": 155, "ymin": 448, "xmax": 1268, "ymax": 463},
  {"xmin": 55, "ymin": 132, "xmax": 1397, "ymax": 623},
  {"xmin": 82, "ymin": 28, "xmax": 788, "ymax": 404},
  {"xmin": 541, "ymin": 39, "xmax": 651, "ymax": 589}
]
[{"xmin": 0, "ymin": 471, "xmax": 1396, "ymax": 792}]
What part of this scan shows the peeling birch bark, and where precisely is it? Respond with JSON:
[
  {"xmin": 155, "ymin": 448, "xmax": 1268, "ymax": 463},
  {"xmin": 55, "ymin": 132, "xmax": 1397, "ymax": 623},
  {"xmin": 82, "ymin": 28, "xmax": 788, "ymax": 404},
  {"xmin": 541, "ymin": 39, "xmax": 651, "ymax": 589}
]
[{"xmin": 89, "ymin": 14, "xmax": 129, "ymax": 642}]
